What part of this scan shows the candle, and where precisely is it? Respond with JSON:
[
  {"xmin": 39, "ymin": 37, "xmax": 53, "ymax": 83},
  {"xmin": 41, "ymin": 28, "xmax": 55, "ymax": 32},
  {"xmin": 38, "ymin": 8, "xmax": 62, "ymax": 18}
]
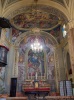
[
  {"xmin": 47, "ymin": 72, "xmax": 48, "ymax": 79},
  {"xmin": 31, "ymin": 73, "xmax": 32, "ymax": 79},
  {"xmin": 41, "ymin": 73, "xmax": 42, "ymax": 79},
  {"xmin": 28, "ymin": 74, "xmax": 29, "ymax": 79},
  {"xmin": 36, "ymin": 72, "xmax": 37, "ymax": 80},
  {"xmin": 28, "ymin": 73, "xmax": 29, "ymax": 79}
]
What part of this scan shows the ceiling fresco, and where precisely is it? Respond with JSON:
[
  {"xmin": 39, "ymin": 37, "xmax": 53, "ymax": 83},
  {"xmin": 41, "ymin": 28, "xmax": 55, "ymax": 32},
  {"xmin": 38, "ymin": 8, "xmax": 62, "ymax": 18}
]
[
  {"xmin": 9, "ymin": 4, "xmax": 67, "ymax": 31},
  {"xmin": 46, "ymin": 25, "xmax": 62, "ymax": 43},
  {"xmin": 12, "ymin": 25, "xmax": 61, "ymax": 43},
  {"xmin": 10, "ymin": 4, "xmax": 66, "ymax": 43},
  {"xmin": 10, "ymin": 10, "xmax": 60, "ymax": 30}
]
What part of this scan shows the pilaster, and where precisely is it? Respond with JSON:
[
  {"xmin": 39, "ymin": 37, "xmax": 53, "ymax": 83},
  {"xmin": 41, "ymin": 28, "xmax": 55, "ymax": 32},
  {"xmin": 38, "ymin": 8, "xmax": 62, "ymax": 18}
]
[
  {"xmin": 13, "ymin": 46, "xmax": 19, "ymax": 77},
  {"xmin": 54, "ymin": 47, "xmax": 60, "ymax": 92},
  {"xmin": 67, "ymin": 20, "xmax": 74, "ymax": 81}
]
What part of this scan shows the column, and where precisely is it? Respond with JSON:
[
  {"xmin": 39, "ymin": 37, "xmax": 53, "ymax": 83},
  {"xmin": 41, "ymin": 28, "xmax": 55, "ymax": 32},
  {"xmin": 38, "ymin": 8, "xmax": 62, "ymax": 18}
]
[
  {"xmin": 54, "ymin": 46, "xmax": 60, "ymax": 92},
  {"xmin": 5, "ymin": 44, "xmax": 15, "ymax": 93},
  {"xmin": 67, "ymin": 21, "xmax": 74, "ymax": 81},
  {"xmin": 14, "ymin": 46, "xmax": 19, "ymax": 77}
]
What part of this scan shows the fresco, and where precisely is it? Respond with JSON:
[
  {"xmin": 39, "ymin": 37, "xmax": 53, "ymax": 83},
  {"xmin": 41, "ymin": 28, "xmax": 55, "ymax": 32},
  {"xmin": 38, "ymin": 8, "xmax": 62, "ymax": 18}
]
[
  {"xmin": 11, "ymin": 10, "xmax": 60, "ymax": 30},
  {"xmin": 12, "ymin": 28, "xmax": 23, "ymax": 43},
  {"xmin": 47, "ymin": 54, "xmax": 55, "ymax": 80},
  {"xmin": 17, "ymin": 34, "xmax": 55, "ymax": 91},
  {"xmin": 28, "ymin": 49, "xmax": 44, "ymax": 77},
  {"xmin": 2, "ymin": 28, "xmax": 10, "ymax": 41},
  {"xmin": 46, "ymin": 25, "xmax": 62, "ymax": 43},
  {"xmin": 18, "ymin": 35, "xmax": 54, "ymax": 78},
  {"xmin": 11, "ymin": 26, "xmax": 61, "ymax": 45}
]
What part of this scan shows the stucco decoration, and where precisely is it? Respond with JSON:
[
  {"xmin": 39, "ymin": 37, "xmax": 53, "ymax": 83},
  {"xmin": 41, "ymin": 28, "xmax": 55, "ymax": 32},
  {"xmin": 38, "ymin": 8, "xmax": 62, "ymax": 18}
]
[
  {"xmin": 5, "ymin": 0, "xmax": 21, "ymax": 7},
  {"xmin": 1, "ymin": 0, "xmax": 5, "ymax": 7},
  {"xmin": 51, "ymin": 0, "xmax": 66, "ymax": 7},
  {"xmin": 65, "ymin": 0, "xmax": 69, "ymax": 6}
]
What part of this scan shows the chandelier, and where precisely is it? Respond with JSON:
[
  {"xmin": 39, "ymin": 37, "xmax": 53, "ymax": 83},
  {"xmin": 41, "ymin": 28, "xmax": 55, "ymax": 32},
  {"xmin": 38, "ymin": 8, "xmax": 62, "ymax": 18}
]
[
  {"xmin": 31, "ymin": 38, "xmax": 43, "ymax": 52},
  {"xmin": 30, "ymin": 0, "xmax": 43, "ymax": 52}
]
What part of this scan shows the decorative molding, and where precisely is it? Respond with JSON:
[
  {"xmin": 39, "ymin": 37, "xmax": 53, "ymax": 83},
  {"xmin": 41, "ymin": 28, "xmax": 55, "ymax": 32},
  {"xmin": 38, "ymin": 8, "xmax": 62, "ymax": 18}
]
[
  {"xmin": 1, "ymin": 0, "xmax": 5, "ymax": 7},
  {"xmin": 51, "ymin": 0, "xmax": 66, "ymax": 7},
  {"xmin": 7, "ymin": 5, "xmax": 67, "ymax": 22},
  {"xmin": 5, "ymin": 0, "xmax": 21, "ymax": 8},
  {"xmin": 65, "ymin": 0, "xmax": 69, "ymax": 6},
  {"xmin": 67, "ymin": 20, "xmax": 74, "ymax": 30},
  {"xmin": 14, "ymin": 30, "xmax": 58, "ymax": 47}
]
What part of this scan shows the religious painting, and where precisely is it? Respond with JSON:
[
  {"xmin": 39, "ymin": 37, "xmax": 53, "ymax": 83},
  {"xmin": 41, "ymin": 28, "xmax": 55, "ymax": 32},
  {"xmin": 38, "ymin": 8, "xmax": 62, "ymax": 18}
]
[
  {"xmin": 10, "ymin": 6, "xmax": 60, "ymax": 30},
  {"xmin": 46, "ymin": 25, "xmax": 62, "ymax": 43},
  {"xmin": 12, "ymin": 28, "xmax": 23, "ymax": 43},
  {"xmin": 2, "ymin": 28, "xmax": 10, "ymax": 41},
  {"xmin": 28, "ymin": 49, "xmax": 45, "ymax": 77},
  {"xmin": 47, "ymin": 53, "xmax": 55, "ymax": 80}
]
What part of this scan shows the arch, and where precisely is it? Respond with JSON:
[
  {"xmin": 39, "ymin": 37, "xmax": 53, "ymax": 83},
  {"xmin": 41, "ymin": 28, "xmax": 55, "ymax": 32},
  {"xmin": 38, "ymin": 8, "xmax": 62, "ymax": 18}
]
[
  {"xmin": 17, "ymin": 30, "xmax": 56, "ymax": 91},
  {"xmin": 2, "ymin": 0, "xmax": 69, "ymax": 21},
  {"xmin": 14, "ymin": 30, "xmax": 58, "ymax": 47}
]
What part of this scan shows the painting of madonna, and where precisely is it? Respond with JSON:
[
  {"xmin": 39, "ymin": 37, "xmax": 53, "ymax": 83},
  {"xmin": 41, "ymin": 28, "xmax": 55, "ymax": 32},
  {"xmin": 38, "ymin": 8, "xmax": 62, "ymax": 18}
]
[{"xmin": 28, "ymin": 49, "xmax": 45, "ymax": 77}]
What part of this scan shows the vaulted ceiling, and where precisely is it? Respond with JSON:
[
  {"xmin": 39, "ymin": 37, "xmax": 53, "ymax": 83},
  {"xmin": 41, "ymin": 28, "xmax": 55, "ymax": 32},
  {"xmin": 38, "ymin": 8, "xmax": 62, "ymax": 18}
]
[
  {"xmin": 0, "ymin": 0, "xmax": 73, "ymax": 44},
  {"xmin": 0, "ymin": 0, "xmax": 74, "ymax": 22},
  {"xmin": 0, "ymin": 0, "xmax": 69, "ymax": 8}
]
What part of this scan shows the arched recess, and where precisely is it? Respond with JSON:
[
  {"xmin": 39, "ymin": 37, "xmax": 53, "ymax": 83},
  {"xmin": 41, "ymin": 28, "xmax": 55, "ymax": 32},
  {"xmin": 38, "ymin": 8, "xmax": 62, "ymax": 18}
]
[{"xmin": 13, "ymin": 30, "xmax": 60, "ymax": 92}]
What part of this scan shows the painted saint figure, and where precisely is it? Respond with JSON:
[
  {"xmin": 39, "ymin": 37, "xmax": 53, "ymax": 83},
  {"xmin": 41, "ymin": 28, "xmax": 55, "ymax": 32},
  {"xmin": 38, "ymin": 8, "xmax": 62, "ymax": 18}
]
[{"xmin": 28, "ymin": 49, "xmax": 44, "ymax": 77}]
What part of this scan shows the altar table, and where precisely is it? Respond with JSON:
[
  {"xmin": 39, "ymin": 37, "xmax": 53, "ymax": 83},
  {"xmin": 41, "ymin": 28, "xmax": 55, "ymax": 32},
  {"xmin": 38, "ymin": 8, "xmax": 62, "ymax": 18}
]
[
  {"xmin": 23, "ymin": 88, "xmax": 50, "ymax": 99},
  {"xmin": 24, "ymin": 87, "xmax": 50, "ymax": 92}
]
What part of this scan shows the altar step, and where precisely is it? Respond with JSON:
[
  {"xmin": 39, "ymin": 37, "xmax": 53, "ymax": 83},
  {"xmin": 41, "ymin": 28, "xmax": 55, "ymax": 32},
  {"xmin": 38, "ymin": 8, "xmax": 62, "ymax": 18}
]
[{"xmin": 28, "ymin": 96, "xmax": 46, "ymax": 100}]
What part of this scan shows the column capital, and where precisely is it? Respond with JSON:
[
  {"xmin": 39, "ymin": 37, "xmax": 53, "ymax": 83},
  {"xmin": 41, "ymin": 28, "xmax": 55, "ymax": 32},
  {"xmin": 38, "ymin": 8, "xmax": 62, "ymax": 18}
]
[{"xmin": 67, "ymin": 19, "xmax": 74, "ymax": 30}]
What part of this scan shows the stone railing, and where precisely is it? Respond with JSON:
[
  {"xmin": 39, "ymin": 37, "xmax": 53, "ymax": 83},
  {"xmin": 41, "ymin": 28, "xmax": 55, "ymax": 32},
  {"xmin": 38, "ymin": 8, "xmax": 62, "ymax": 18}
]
[{"xmin": 45, "ymin": 96, "xmax": 74, "ymax": 100}]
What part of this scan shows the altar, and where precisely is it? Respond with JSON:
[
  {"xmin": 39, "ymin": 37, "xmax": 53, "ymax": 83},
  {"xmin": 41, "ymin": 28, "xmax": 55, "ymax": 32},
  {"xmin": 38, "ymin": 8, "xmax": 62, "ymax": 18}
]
[{"xmin": 22, "ymin": 80, "xmax": 50, "ymax": 99}]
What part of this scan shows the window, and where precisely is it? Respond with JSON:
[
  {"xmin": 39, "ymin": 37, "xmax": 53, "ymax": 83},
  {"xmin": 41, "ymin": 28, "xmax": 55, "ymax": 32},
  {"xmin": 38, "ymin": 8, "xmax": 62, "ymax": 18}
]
[{"xmin": 62, "ymin": 24, "xmax": 67, "ymax": 38}]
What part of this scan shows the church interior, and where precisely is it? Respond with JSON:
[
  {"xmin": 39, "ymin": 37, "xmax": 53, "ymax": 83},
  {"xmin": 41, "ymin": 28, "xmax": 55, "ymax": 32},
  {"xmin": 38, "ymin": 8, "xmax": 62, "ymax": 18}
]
[{"xmin": 0, "ymin": 0, "xmax": 74, "ymax": 100}]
